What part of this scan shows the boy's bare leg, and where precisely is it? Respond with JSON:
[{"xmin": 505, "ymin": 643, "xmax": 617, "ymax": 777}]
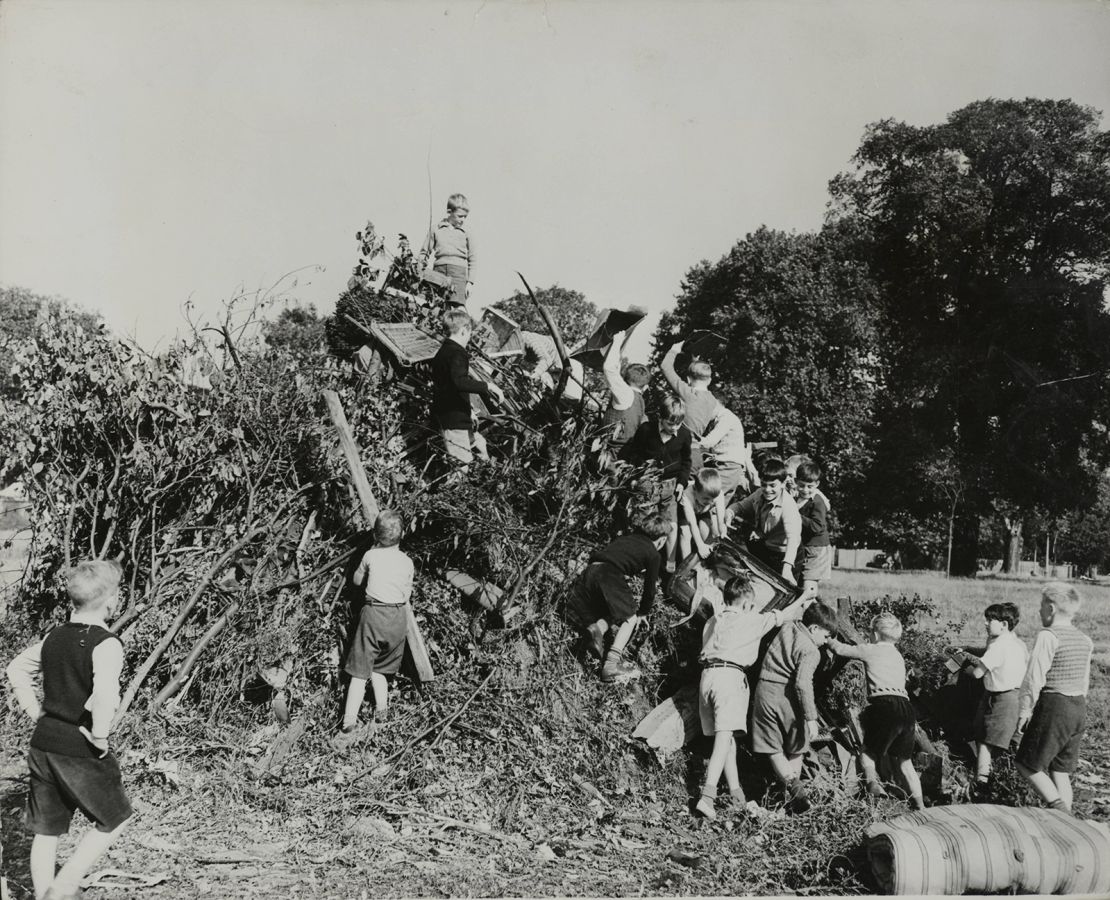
[
  {"xmin": 678, "ymin": 527, "xmax": 692, "ymax": 561},
  {"xmin": 50, "ymin": 822, "xmax": 127, "ymax": 896},
  {"xmin": 472, "ymin": 433, "xmax": 489, "ymax": 461},
  {"xmin": 30, "ymin": 834, "xmax": 58, "ymax": 898},
  {"xmin": 858, "ymin": 750, "xmax": 886, "ymax": 795},
  {"xmin": 975, "ymin": 742, "xmax": 992, "ymax": 780},
  {"xmin": 342, "ymin": 677, "xmax": 368, "ymax": 730},
  {"xmin": 1052, "ymin": 771, "xmax": 1073, "ymax": 810},
  {"xmin": 723, "ymin": 735, "xmax": 740, "ymax": 794},
  {"xmin": 697, "ymin": 731, "xmax": 734, "ymax": 817},
  {"xmin": 895, "ymin": 757, "xmax": 925, "ymax": 809},
  {"xmin": 766, "ymin": 752, "xmax": 795, "ymax": 784},
  {"xmin": 609, "ymin": 619, "xmax": 636, "ymax": 655},
  {"xmin": 369, "ymin": 672, "xmax": 388, "ymax": 714},
  {"xmin": 664, "ymin": 528, "xmax": 678, "ymax": 572},
  {"xmin": 1017, "ymin": 762, "xmax": 1068, "ymax": 808}
]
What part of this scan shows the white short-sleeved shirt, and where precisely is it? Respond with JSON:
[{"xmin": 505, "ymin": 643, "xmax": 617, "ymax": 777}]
[{"xmin": 980, "ymin": 630, "xmax": 1028, "ymax": 692}]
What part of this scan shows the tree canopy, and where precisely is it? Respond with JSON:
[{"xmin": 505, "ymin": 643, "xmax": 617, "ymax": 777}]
[{"xmin": 490, "ymin": 285, "xmax": 599, "ymax": 347}]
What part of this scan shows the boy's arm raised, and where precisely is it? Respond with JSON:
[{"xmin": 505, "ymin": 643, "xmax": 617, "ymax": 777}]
[
  {"xmin": 602, "ymin": 332, "xmax": 634, "ymax": 410},
  {"xmin": 660, "ymin": 341, "xmax": 683, "ymax": 394},
  {"xmin": 5, "ymin": 640, "xmax": 44, "ymax": 721}
]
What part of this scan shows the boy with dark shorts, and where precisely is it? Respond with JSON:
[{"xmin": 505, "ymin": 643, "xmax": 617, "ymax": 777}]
[
  {"xmin": 6, "ymin": 560, "xmax": 132, "ymax": 900},
  {"xmin": 565, "ymin": 514, "xmax": 670, "ymax": 684},
  {"xmin": 949, "ymin": 601, "xmax": 1027, "ymax": 790},
  {"xmin": 695, "ymin": 573, "xmax": 812, "ymax": 819},
  {"xmin": 1016, "ymin": 583, "xmax": 1093, "ymax": 814},
  {"xmin": 752, "ymin": 602, "xmax": 839, "ymax": 813},
  {"xmin": 338, "ymin": 510, "xmax": 414, "ymax": 742},
  {"xmin": 828, "ymin": 612, "xmax": 925, "ymax": 810}
]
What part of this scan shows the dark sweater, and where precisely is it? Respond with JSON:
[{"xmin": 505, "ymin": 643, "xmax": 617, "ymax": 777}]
[
  {"xmin": 618, "ymin": 421, "xmax": 693, "ymax": 486},
  {"xmin": 798, "ymin": 494, "xmax": 830, "ymax": 548},
  {"xmin": 431, "ymin": 339, "xmax": 491, "ymax": 431},
  {"xmin": 590, "ymin": 532, "xmax": 661, "ymax": 615}
]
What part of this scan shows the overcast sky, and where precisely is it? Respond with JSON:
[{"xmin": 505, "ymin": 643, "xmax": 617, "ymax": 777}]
[{"xmin": 2, "ymin": 0, "xmax": 1109, "ymax": 355}]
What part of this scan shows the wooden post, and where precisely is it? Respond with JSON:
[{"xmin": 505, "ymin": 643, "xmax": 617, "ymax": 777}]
[{"xmin": 322, "ymin": 390, "xmax": 434, "ymax": 684}]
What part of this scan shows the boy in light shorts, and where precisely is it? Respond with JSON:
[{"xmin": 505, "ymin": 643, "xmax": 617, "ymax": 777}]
[{"xmin": 694, "ymin": 573, "xmax": 811, "ymax": 819}]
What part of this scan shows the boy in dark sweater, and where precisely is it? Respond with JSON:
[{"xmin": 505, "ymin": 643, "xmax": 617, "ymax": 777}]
[
  {"xmin": 6, "ymin": 560, "xmax": 132, "ymax": 900},
  {"xmin": 619, "ymin": 394, "xmax": 692, "ymax": 572},
  {"xmin": 752, "ymin": 602, "xmax": 839, "ymax": 813},
  {"xmin": 431, "ymin": 309, "xmax": 504, "ymax": 468},
  {"xmin": 1016, "ymin": 583, "xmax": 1093, "ymax": 814},
  {"xmin": 794, "ymin": 460, "xmax": 831, "ymax": 605},
  {"xmin": 565, "ymin": 514, "xmax": 671, "ymax": 683}
]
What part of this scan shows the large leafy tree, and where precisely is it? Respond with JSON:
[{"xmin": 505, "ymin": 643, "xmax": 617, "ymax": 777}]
[
  {"xmin": 655, "ymin": 224, "xmax": 883, "ymax": 496},
  {"xmin": 829, "ymin": 99, "xmax": 1110, "ymax": 573},
  {"xmin": 490, "ymin": 285, "xmax": 599, "ymax": 347}
]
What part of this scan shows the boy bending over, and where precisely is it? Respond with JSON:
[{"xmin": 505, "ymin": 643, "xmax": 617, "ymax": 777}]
[
  {"xmin": 827, "ymin": 612, "xmax": 925, "ymax": 810},
  {"xmin": 565, "ymin": 515, "xmax": 671, "ymax": 683},
  {"xmin": 1015, "ymin": 583, "xmax": 1092, "ymax": 814},
  {"xmin": 752, "ymin": 602, "xmax": 839, "ymax": 813},
  {"xmin": 339, "ymin": 510, "xmax": 414, "ymax": 740},
  {"xmin": 6, "ymin": 560, "xmax": 132, "ymax": 900},
  {"xmin": 678, "ymin": 467, "xmax": 727, "ymax": 562},
  {"xmin": 695, "ymin": 573, "xmax": 811, "ymax": 819}
]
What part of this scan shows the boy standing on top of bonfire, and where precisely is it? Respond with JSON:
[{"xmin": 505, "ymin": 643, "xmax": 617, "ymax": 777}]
[
  {"xmin": 421, "ymin": 193, "xmax": 475, "ymax": 307},
  {"xmin": 6, "ymin": 560, "xmax": 133, "ymax": 900}
]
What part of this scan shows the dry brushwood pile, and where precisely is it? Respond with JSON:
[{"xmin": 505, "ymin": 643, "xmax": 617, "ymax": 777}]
[{"xmin": 0, "ymin": 237, "xmax": 1047, "ymax": 898}]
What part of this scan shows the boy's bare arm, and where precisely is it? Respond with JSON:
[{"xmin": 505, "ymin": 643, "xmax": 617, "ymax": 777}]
[
  {"xmin": 5, "ymin": 640, "xmax": 44, "ymax": 721},
  {"xmin": 660, "ymin": 341, "xmax": 683, "ymax": 392}
]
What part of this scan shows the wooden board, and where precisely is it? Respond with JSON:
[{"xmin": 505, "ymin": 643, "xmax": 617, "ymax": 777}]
[
  {"xmin": 369, "ymin": 322, "xmax": 442, "ymax": 367},
  {"xmin": 445, "ymin": 569, "xmax": 505, "ymax": 611},
  {"xmin": 631, "ymin": 684, "xmax": 700, "ymax": 756},
  {"xmin": 479, "ymin": 308, "xmax": 526, "ymax": 358}
]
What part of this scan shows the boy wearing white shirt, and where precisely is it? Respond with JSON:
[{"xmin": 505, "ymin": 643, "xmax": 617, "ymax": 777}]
[{"xmin": 951, "ymin": 602, "xmax": 1028, "ymax": 788}]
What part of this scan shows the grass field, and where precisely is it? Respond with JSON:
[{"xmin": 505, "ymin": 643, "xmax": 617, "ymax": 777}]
[{"xmin": 828, "ymin": 568, "xmax": 1110, "ymax": 663}]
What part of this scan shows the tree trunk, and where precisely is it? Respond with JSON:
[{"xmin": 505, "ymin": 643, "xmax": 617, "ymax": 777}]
[
  {"xmin": 949, "ymin": 509, "xmax": 980, "ymax": 577},
  {"xmin": 1002, "ymin": 516, "xmax": 1023, "ymax": 574}
]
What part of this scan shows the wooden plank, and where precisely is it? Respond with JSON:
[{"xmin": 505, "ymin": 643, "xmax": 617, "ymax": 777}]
[
  {"xmin": 322, "ymin": 390, "xmax": 434, "ymax": 684},
  {"xmin": 444, "ymin": 569, "xmax": 505, "ymax": 611},
  {"xmin": 631, "ymin": 683, "xmax": 699, "ymax": 756}
]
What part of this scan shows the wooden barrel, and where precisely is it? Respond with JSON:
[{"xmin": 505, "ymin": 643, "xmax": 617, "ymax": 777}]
[{"xmin": 865, "ymin": 804, "xmax": 1110, "ymax": 895}]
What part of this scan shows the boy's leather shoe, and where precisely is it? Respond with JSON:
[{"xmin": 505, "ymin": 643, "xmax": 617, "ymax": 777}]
[{"xmin": 601, "ymin": 651, "xmax": 641, "ymax": 684}]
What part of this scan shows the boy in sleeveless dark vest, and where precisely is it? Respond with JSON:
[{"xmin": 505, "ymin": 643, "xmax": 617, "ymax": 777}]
[
  {"xmin": 601, "ymin": 330, "xmax": 649, "ymax": 447},
  {"xmin": 6, "ymin": 560, "xmax": 132, "ymax": 900},
  {"xmin": 1016, "ymin": 582, "xmax": 1093, "ymax": 814}
]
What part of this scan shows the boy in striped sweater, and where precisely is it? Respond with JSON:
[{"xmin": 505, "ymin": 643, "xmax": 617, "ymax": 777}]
[{"xmin": 1016, "ymin": 583, "xmax": 1093, "ymax": 814}]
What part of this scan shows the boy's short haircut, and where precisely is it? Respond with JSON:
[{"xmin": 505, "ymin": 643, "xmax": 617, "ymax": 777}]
[
  {"xmin": 693, "ymin": 467, "xmax": 722, "ymax": 497},
  {"xmin": 443, "ymin": 309, "xmax": 473, "ymax": 335},
  {"xmin": 1002, "ymin": 601, "xmax": 1020, "ymax": 627},
  {"xmin": 785, "ymin": 454, "xmax": 812, "ymax": 471},
  {"xmin": 871, "ymin": 612, "xmax": 904, "ymax": 642},
  {"xmin": 985, "ymin": 602, "xmax": 1019, "ymax": 631},
  {"xmin": 659, "ymin": 394, "xmax": 686, "ymax": 427},
  {"xmin": 638, "ymin": 513, "xmax": 671, "ymax": 540},
  {"xmin": 796, "ymin": 460, "xmax": 822, "ymax": 483},
  {"xmin": 447, "ymin": 193, "xmax": 469, "ymax": 212},
  {"xmin": 374, "ymin": 509, "xmax": 404, "ymax": 547},
  {"xmin": 1043, "ymin": 582, "xmax": 1081, "ymax": 615},
  {"xmin": 623, "ymin": 363, "xmax": 650, "ymax": 388},
  {"xmin": 759, "ymin": 456, "xmax": 788, "ymax": 483},
  {"xmin": 723, "ymin": 572, "xmax": 756, "ymax": 605},
  {"xmin": 802, "ymin": 602, "xmax": 839, "ymax": 632},
  {"xmin": 688, "ymin": 360, "xmax": 712, "ymax": 382},
  {"xmin": 66, "ymin": 560, "xmax": 123, "ymax": 609}
]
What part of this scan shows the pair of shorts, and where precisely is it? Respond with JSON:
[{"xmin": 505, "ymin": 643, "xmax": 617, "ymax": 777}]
[
  {"xmin": 564, "ymin": 563, "xmax": 636, "ymax": 630},
  {"xmin": 434, "ymin": 263, "xmax": 468, "ymax": 306},
  {"xmin": 699, "ymin": 667, "xmax": 749, "ymax": 736},
  {"xmin": 1017, "ymin": 692, "xmax": 1086, "ymax": 775},
  {"xmin": 26, "ymin": 747, "xmax": 132, "ymax": 836},
  {"xmin": 974, "ymin": 688, "xmax": 1021, "ymax": 749},
  {"xmin": 861, "ymin": 694, "xmax": 916, "ymax": 760},
  {"xmin": 798, "ymin": 545, "xmax": 832, "ymax": 582},
  {"xmin": 344, "ymin": 603, "xmax": 408, "ymax": 678},
  {"xmin": 750, "ymin": 680, "xmax": 807, "ymax": 755},
  {"xmin": 442, "ymin": 428, "xmax": 488, "ymax": 465}
]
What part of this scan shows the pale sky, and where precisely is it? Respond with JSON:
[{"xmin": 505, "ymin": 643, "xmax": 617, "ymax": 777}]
[{"xmin": 2, "ymin": 0, "xmax": 1109, "ymax": 355}]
